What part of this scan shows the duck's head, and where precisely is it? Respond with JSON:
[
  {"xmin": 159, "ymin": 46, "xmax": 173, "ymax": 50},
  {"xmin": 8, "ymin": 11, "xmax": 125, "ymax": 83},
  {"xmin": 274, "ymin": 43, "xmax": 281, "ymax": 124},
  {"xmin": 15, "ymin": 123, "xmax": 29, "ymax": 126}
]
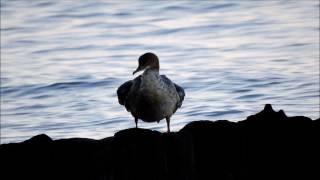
[{"xmin": 133, "ymin": 52, "xmax": 160, "ymax": 75}]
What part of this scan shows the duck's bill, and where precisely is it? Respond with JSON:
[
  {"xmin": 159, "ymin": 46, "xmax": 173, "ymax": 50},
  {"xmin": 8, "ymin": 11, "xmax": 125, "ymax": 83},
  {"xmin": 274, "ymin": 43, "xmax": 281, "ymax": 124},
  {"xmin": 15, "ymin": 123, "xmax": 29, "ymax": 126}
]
[{"xmin": 133, "ymin": 66, "xmax": 142, "ymax": 75}]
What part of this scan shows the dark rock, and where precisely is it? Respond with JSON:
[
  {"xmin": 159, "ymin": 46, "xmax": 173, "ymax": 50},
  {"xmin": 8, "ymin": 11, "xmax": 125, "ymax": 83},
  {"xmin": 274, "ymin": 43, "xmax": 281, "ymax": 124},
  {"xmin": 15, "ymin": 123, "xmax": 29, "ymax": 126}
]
[
  {"xmin": 23, "ymin": 133, "xmax": 52, "ymax": 144},
  {"xmin": 1, "ymin": 104, "xmax": 319, "ymax": 180}
]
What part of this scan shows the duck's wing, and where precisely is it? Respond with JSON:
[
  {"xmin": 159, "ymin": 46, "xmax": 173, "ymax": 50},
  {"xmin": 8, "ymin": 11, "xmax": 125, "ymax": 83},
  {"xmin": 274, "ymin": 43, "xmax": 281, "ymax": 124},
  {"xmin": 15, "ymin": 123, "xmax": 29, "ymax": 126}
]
[
  {"xmin": 117, "ymin": 80, "xmax": 133, "ymax": 106},
  {"xmin": 117, "ymin": 75, "xmax": 142, "ymax": 112},
  {"xmin": 173, "ymin": 83, "xmax": 185, "ymax": 108},
  {"xmin": 160, "ymin": 75, "xmax": 185, "ymax": 108}
]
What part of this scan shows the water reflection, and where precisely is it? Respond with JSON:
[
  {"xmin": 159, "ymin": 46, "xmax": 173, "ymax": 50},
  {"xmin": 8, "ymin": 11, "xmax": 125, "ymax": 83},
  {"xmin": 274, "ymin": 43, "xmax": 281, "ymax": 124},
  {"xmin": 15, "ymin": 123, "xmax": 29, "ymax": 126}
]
[{"xmin": 1, "ymin": 0, "xmax": 319, "ymax": 143}]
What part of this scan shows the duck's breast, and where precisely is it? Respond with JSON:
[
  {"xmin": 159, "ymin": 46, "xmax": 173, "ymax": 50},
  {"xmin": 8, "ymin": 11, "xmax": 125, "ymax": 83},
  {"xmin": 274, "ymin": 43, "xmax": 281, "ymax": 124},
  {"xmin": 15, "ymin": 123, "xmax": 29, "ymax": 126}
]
[{"xmin": 129, "ymin": 73, "xmax": 178, "ymax": 121}]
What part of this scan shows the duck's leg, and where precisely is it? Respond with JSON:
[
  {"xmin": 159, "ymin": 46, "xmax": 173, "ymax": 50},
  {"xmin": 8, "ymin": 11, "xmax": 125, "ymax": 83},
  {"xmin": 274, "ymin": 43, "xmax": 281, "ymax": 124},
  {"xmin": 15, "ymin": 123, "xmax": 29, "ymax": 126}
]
[
  {"xmin": 165, "ymin": 117, "xmax": 171, "ymax": 133},
  {"xmin": 135, "ymin": 117, "xmax": 138, "ymax": 128}
]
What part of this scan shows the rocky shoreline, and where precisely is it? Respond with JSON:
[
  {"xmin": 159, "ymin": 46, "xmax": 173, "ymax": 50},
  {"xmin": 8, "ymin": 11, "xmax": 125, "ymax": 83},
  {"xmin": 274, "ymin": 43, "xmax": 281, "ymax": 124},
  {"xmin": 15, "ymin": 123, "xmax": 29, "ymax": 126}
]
[{"xmin": 1, "ymin": 104, "xmax": 319, "ymax": 180}]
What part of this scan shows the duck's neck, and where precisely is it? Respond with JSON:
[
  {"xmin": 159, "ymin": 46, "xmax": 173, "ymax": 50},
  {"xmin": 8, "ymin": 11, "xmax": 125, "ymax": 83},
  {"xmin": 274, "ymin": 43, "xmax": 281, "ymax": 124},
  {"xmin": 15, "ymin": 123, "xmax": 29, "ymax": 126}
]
[
  {"xmin": 141, "ymin": 69, "xmax": 160, "ymax": 88},
  {"xmin": 143, "ymin": 68, "xmax": 159, "ymax": 76}
]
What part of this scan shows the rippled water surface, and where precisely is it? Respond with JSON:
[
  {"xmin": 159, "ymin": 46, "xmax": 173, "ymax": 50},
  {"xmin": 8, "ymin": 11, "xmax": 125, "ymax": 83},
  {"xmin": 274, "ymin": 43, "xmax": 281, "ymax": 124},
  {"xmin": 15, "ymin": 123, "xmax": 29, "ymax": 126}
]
[{"xmin": 1, "ymin": 0, "xmax": 319, "ymax": 143}]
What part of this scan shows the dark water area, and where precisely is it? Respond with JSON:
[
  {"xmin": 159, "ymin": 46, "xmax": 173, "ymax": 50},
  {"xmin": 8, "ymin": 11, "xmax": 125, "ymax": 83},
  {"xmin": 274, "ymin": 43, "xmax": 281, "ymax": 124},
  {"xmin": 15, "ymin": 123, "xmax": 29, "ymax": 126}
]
[{"xmin": 1, "ymin": 0, "xmax": 319, "ymax": 143}]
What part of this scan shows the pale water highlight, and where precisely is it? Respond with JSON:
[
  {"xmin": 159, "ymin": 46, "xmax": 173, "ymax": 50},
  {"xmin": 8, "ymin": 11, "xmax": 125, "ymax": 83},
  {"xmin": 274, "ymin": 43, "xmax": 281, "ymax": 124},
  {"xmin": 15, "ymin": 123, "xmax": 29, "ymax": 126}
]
[{"xmin": 1, "ymin": 1, "xmax": 319, "ymax": 143}]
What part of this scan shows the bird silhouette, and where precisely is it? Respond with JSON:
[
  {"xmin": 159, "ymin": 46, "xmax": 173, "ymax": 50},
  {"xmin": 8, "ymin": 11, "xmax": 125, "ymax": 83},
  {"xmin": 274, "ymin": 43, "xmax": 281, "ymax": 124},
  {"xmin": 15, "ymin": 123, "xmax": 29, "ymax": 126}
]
[{"xmin": 117, "ymin": 52, "xmax": 185, "ymax": 132}]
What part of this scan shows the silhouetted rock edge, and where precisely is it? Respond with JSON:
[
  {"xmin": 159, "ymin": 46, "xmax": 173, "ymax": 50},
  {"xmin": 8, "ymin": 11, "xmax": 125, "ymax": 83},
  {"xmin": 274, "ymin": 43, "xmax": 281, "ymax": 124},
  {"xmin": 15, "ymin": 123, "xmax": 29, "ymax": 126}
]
[{"xmin": 1, "ymin": 104, "xmax": 319, "ymax": 180}]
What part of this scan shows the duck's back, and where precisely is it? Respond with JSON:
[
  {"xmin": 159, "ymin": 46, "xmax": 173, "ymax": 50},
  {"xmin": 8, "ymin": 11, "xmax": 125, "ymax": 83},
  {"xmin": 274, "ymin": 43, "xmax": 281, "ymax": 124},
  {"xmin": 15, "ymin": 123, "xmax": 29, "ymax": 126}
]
[{"xmin": 117, "ymin": 72, "xmax": 184, "ymax": 122}]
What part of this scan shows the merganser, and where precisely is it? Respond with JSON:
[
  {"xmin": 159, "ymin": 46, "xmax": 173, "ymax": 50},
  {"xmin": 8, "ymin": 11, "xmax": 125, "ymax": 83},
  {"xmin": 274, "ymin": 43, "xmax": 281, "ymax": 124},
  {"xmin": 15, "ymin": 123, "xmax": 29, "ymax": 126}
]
[{"xmin": 117, "ymin": 52, "xmax": 185, "ymax": 132}]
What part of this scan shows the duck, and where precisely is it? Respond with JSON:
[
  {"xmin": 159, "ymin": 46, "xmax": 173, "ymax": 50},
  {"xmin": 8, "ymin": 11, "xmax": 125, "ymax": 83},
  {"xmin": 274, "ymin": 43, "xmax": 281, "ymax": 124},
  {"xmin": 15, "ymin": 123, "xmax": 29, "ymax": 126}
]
[{"xmin": 117, "ymin": 52, "xmax": 185, "ymax": 132}]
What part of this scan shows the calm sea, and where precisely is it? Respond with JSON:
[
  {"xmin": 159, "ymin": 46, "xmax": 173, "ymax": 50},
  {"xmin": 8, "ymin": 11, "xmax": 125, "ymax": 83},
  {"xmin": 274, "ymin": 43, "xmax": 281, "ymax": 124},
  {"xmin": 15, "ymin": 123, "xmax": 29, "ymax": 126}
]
[{"xmin": 1, "ymin": 0, "xmax": 319, "ymax": 143}]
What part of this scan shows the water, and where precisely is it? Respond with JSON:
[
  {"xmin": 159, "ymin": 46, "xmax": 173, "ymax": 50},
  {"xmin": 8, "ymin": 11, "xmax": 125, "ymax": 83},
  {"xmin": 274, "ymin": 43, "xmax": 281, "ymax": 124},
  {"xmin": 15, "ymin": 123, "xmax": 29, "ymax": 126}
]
[{"xmin": 1, "ymin": 0, "xmax": 319, "ymax": 143}]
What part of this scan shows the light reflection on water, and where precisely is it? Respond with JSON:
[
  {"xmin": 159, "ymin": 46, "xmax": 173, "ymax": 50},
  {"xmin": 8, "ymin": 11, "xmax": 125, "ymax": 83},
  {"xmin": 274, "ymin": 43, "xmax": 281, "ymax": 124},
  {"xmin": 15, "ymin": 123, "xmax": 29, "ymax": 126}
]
[{"xmin": 1, "ymin": 0, "xmax": 319, "ymax": 143}]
